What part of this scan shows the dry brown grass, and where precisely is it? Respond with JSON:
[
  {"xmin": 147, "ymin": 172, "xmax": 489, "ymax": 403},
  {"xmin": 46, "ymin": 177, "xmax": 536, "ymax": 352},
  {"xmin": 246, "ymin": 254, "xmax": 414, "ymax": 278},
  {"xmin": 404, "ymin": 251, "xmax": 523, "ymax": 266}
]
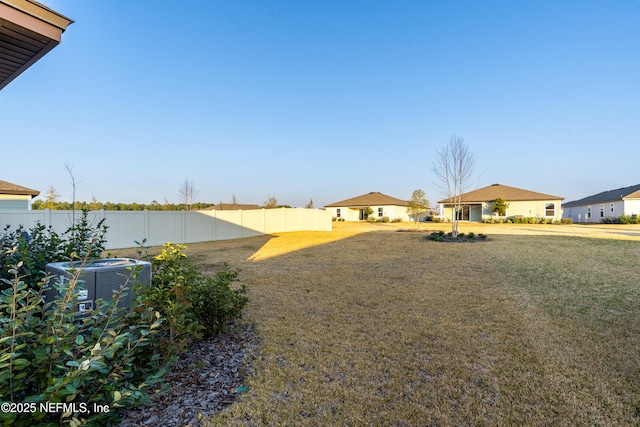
[{"xmin": 112, "ymin": 222, "xmax": 640, "ymax": 425}]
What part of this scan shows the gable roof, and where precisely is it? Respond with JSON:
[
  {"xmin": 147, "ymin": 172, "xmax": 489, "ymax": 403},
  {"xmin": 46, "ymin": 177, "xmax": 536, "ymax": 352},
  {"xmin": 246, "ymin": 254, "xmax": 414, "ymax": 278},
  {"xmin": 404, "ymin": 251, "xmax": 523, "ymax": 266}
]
[
  {"xmin": 438, "ymin": 184, "xmax": 563, "ymax": 204},
  {"xmin": 0, "ymin": 179, "xmax": 39, "ymax": 197},
  {"xmin": 325, "ymin": 192, "xmax": 409, "ymax": 208},
  {"xmin": 562, "ymin": 183, "xmax": 640, "ymax": 208}
]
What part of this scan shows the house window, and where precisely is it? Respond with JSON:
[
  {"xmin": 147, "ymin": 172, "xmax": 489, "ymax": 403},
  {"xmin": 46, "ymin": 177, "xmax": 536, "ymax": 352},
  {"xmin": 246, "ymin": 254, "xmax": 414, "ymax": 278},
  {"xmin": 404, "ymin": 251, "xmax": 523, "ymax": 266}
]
[
  {"xmin": 378, "ymin": 207, "xmax": 383, "ymax": 217},
  {"xmin": 587, "ymin": 207, "xmax": 592, "ymax": 219},
  {"xmin": 545, "ymin": 203, "xmax": 555, "ymax": 217},
  {"xmin": 600, "ymin": 204, "xmax": 605, "ymax": 218},
  {"xmin": 455, "ymin": 206, "xmax": 470, "ymax": 221},
  {"xmin": 336, "ymin": 208, "xmax": 341, "ymax": 218}
]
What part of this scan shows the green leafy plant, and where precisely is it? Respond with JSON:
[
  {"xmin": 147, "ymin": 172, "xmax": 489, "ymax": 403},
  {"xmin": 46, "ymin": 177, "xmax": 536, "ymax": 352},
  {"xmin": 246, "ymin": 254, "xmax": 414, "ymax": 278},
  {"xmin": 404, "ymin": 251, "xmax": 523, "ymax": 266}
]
[
  {"xmin": 132, "ymin": 243, "xmax": 248, "ymax": 362},
  {"xmin": 0, "ymin": 253, "xmax": 166, "ymax": 426},
  {"xmin": 190, "ymin": 264, "xmax": 248, "ymax": 337},
  {"xmin": 0, "ymin": 208, "xmax": 108, "ymax": 291}
]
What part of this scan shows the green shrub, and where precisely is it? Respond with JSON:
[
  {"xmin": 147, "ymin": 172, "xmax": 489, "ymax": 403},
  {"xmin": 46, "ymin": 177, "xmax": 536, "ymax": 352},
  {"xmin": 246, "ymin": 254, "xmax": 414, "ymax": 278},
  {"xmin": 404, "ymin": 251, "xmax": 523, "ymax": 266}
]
[
  {"xmin": 133, "ymin": 243, "xmax": 248, "ymax": 361},
  {"xmin": 602, "ymin": 214, "xmax": 640, "ymax": 224},
  {"xmin": 190, "ymin": 264, "xmax": 248, "ymax": 337},
  {"xmin": 0, "ymin": 255, "xmax": 166, "ymax": 426},
  {"xmin": 0, "ymin": 208, "xmax": 108, "ymax": 291},
  {"xmin": 426, "ymin": 231, "xmax": 488, "ymax": 243}
]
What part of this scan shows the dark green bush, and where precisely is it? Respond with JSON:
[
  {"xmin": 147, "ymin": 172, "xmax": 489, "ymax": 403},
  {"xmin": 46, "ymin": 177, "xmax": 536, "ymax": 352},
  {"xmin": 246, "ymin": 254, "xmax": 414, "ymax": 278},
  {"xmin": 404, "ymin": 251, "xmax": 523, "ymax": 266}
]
[
  {"xmin": 190, "ymin": 264, "xmax": 248, "ymax": 337},
  {"xmin": 0, "ymin": 255, "xmax": 166, "ymax": 426},
  {"xmin": 133, "ymin": 243, "xmax": 248, "ymax": 362},
  {"xmin": 601, "ymin": 214, "xmax": 640, "ymax": 224},
  {"xmin": 0, "ymin": 208, "xmax": 108, "ymax": 290},
  {"xmin": 427, "ymin": 231, "xmax": 488, "ymax": 243}
]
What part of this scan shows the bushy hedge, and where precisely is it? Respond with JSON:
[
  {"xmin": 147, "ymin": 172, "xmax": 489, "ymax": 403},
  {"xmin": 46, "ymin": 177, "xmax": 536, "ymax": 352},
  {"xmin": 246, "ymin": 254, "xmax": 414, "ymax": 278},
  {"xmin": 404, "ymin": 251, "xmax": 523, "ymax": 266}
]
[
  {"xmin": 601, "ymin": 214, "xmax": 640, "ymax": 224},
  {"xmin": 0, "ymin": 221, "xmax": 248, "ymax": 425},
  {"xmin": 0, "ymin": 208, "xmax": 108, "ymax": 291},
  {"xmin": 132, "ymin": 243, "xmax": 248, "ymax": 362},
  {"xmin": 0, "ymin": 253, "xmax": 166, "ymax": 426},
  {"xmin": 482, "ymin": 216, "xmax": 573, "ymax": 225}
]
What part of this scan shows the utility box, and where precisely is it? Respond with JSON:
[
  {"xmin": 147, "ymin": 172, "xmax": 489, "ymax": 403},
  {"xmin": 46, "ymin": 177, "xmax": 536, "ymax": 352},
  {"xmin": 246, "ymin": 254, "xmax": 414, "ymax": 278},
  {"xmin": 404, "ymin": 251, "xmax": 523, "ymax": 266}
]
[{"xmin": 45, "ymin": 258, "xmax": 151, "ymax": 315}]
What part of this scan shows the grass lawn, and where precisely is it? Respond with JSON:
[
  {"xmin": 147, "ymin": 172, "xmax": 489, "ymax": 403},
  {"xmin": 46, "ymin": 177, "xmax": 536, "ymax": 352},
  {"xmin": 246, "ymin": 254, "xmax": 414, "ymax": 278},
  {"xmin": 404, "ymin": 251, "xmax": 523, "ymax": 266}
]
[{"xmin": 117, "ymin": 222, "xmax": 640, "ymax": 425}]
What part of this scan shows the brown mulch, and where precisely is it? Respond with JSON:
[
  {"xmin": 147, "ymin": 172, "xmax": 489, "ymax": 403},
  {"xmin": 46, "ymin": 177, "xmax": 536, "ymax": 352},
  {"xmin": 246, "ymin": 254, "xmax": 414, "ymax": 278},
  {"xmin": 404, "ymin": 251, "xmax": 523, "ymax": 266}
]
[{"xmin": 118, "ymin": 323, "xmax": 257, "ymax": 427}]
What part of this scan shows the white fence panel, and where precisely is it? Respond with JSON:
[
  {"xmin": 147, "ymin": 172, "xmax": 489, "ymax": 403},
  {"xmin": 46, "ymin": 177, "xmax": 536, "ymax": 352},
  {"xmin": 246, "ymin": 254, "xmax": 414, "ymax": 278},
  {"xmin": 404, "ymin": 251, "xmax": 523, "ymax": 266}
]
[{"xmin": 0, "ymin": 208, "xmax": 332, "ymax": 249}]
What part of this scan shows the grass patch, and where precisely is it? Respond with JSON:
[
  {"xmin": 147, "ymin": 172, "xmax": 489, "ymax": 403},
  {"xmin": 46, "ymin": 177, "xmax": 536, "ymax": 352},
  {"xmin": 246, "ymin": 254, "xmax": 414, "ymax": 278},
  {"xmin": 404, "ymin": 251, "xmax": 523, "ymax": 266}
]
[{"xmin": 111, "ymin": 223, "xmax": 640, "ymax": 425}]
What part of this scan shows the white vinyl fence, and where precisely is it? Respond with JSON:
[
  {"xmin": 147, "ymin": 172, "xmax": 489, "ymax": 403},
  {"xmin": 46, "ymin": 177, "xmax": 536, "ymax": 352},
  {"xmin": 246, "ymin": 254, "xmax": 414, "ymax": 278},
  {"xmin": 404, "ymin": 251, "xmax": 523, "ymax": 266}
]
[{"xmin": 0, "ymin": 208, "xmax": 332, "ymax": 249}]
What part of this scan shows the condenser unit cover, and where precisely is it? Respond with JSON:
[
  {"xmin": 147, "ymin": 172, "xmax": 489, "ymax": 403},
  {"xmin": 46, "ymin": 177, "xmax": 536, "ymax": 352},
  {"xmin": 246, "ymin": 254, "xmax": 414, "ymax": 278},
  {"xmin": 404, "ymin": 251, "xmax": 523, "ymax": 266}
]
[{"xmin": 45, "ymin": 258, "xmax": 151, "ymax": 315}]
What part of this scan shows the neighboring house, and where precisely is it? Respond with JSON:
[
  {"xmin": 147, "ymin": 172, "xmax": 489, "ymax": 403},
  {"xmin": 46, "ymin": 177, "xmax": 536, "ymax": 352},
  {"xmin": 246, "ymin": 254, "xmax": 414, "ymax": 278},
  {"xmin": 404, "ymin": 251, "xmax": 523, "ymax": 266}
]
[
  {"xmin": 438, "ymin": 184, "xmax": 564, "ymax": 222},
  {"xmin": 201, "ymin": 203, "xmax": 261, "ymax": 211},
  {"xmin": 562, "ymin": 184, "xmax": 640, "ymax": 223},
  {"xmin": 325, "ymin": 192, "xmax": 410, "ymax": 221},
  {"xmin": 0, "ymin": 179, "xmax": 40, "ymax": 210},
  {"xmin": 0, "ymin": 0, "xmax": 73, "ymax": 90}
]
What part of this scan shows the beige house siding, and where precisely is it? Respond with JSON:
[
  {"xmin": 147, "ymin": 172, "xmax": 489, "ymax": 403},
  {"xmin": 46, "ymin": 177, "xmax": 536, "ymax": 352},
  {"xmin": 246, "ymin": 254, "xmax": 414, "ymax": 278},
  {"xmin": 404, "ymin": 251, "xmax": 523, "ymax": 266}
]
[
  {"xmin": 440, "ymin": 200, "xmax": 562, "ymax": 221},
  {"xmin": 326, "ymin": 205, "xmax": 410, "ymax": 222}
]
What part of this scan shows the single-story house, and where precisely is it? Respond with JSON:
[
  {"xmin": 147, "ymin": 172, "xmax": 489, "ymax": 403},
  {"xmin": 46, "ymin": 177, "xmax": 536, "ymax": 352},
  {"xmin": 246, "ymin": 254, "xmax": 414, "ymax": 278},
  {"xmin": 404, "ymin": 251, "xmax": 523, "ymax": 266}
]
[
  {"xmin": 438, "ymin": 184, "xmax": 564, "ymax": 222},
  {"xmin": 325, "ymin": 192, "xmax": 410, "ymax": 221},
  {"xmin": 0, "ymin": 179, "xmax": 40, "ymax": 210},
  {"xmin": 0, "ymin": 0, "xmax": 73, "ymax": 90},
  {"xmin": 201, "ymin": 203, "xmax": 261, "ymax": 211},
  {"xmin": 562, "ymin": 184, "xmax": 640, "ymax": 223}
]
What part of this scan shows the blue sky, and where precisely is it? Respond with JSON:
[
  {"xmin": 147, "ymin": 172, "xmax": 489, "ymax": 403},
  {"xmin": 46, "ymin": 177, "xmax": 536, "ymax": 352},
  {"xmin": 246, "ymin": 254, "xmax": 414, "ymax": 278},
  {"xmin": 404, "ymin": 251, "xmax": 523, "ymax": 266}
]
[{"xmin": 2, "ymin": 1, "xmax": 639, "ymax": 208}]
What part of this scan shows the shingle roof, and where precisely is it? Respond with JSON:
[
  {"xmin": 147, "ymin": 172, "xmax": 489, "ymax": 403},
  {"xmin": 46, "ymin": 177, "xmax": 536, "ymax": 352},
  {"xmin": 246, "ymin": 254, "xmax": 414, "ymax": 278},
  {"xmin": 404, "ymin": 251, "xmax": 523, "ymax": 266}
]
[
  {"xmin": 325, "ymin": 192, "xmax": 409, "ymax": 208},
  {"xmin": 0, "ymin": 180, "xmax": 40, "ymax": 197},
  {"xmin": 438, "ymin": 184, "xmax": 563, "ymax": 204},
  {"xmin": 562, "ymin": 184, "xmax": 640, "ymax": 208}
]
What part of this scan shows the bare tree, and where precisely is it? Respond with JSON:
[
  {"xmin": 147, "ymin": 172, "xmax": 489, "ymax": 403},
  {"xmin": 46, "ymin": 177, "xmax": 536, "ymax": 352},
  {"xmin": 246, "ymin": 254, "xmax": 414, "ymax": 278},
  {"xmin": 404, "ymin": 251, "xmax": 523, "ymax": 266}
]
[
  {"xmin": 65, "ymin": 164, "xmax": 82, "ymax": 227},
  {"xmin": 305, "ymin": 199, "xmax": 314, "ymax": 209},
  {"xmin": 178, "ymin": 179, "xmax": 199, "ymax": 211},
  {"xmin": 231, "ymin": 194, "xmax": 239, "ymax": 209},
  {"xmin": 431, "ymin": 135, "xmax": 477, "ymax": 238},
  {"xmin": 263, "ymin": 195, "xmax": 278, "ymax": 209}
]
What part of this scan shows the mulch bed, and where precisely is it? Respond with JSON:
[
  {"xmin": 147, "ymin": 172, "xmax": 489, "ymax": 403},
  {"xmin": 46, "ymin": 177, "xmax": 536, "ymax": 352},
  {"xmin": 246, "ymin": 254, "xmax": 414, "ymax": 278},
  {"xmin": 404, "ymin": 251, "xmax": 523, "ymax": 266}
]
[{"xmin": 118, "ymin": 323, "xmax": 257, "ymax": 427}]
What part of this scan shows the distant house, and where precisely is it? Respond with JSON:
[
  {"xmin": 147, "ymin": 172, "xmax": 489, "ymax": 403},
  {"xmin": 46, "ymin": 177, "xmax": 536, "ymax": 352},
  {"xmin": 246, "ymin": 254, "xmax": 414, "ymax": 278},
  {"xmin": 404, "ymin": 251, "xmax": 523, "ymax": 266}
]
[
  {"xmin": 201, "ymin": 203, "xmax": 261, "ymax": 211},
  {"xmin": 324, "ymin": 192, "xmax": 410, "ymax": 221},
  {"xmin": 0, "ymin": 180, "xmax": 40, "ymax": 210},
  {"xmin": 438, "ymin": 184, "xmax": 564, "ymax": 222},
  {"xmin": 562, "ymin": 184, "xmax": 640, "ymax": 223}
]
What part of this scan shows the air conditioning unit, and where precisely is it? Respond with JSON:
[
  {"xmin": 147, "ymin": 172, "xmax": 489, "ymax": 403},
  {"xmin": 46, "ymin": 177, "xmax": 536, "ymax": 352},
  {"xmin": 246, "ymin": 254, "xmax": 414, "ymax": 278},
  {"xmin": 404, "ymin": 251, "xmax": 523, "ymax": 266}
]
[{"xmin": 45, "ymin": 258, "xmax": 151, "ymax": 316}]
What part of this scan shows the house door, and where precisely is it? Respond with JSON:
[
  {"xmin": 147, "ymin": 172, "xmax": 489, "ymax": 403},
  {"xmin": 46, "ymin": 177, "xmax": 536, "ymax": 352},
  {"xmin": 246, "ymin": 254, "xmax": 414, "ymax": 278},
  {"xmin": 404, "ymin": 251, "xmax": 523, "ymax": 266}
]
[{"xmin": 360, "ymin": 209, "xmax": 367, "ymax": 220}]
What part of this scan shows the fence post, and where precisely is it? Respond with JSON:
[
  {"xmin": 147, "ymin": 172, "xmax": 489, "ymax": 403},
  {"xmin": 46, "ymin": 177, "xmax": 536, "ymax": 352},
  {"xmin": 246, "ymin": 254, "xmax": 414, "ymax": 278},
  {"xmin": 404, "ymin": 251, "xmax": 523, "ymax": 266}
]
[
  {"xmin": 144, "ymin": 210, "xmax": 149, "ymax": 243},
  {"xmin": 181, "ymin": 210, "xmax": 186, "ymax": 244},
  {"xmin": 212, "ymin": 209, "xmax": 217, "ymax": 242},
  {"xmin": 282, "ymin": 207, "xmax": 285, "ymax": 232},
  {"xmin": 44, "ymin": 208, "xmax": 51, "ymax": 228}
]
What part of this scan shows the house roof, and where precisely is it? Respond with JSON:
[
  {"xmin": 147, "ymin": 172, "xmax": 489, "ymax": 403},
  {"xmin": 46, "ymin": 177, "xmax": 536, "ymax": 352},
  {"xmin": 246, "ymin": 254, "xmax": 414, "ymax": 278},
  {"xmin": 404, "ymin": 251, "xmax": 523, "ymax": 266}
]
[
  {"xmin": 438, "ymin": 184, "xmax": 563, "ymax": 204},
  {"xmin": 325, "ymin": 192, "xmax": 409, "ymax": 208},
  {"xmin": 0, "ymin": 179, "xmax": 40, "ymax": 197},
  {"xmin": 562, "ymin": 183, "xmax": 640, "ymax": 208},
  {"xmin": 0, "ymin": 0, "xmax": 73, "ymax": 90},
  {"xmin": 200, "ymin": 203, "xmax": 261, "ymax": 211}
]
